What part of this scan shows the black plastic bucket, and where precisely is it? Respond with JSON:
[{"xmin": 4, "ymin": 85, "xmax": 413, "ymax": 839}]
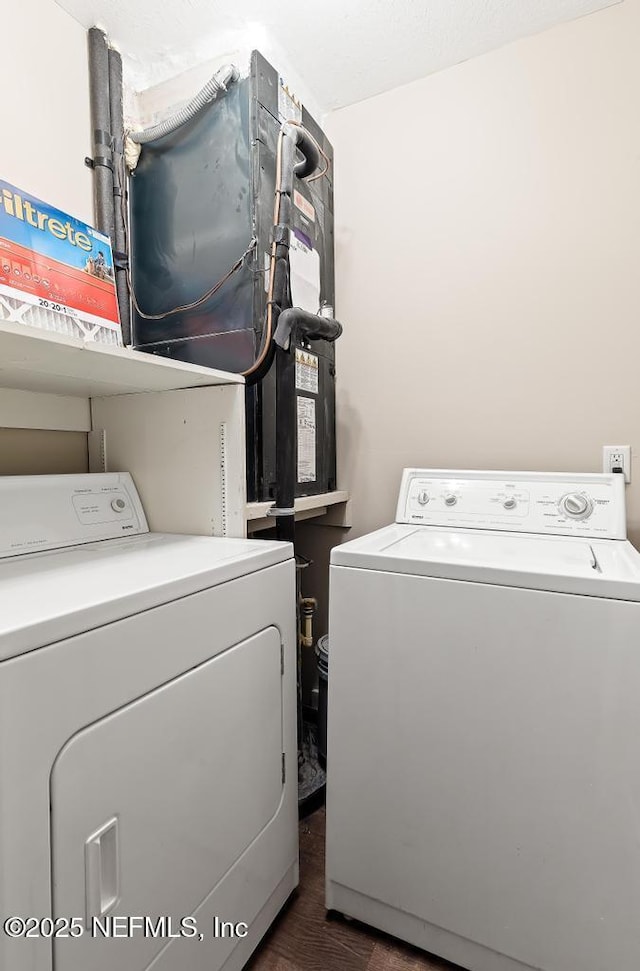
[{"xmin": 316, "ymin": 635, "xmax": 329, "ymax": 767}]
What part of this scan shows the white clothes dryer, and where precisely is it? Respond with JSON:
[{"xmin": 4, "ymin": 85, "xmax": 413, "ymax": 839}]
[
  {"xmin": 326, "ymin": 469, "xmax": 640, "ymax": 971},
  {"xmin": 0, "ymin": 473, "xmax": 297, "ymax": 971}
]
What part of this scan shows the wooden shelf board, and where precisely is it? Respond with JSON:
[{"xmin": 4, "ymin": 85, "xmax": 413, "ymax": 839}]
[
  {"xmin": 246, "ymin": 490, "xmax": 350, "ymax": 527},
  {"xmin": 0, "ymin": 321, "xmax": 243, "ymax": 397}
]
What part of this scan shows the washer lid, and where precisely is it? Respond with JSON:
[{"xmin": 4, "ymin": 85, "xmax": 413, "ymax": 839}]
[
  {"xmin": 0, "ymin": 533, "xmax": 293, "ymax": 662},
  {"xmin": 331, "ymin": 524, "xmax": 640, "ymax": 601}
]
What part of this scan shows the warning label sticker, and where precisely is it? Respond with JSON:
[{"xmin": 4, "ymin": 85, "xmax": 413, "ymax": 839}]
[
  {"xmin": 297, "ymin": 396, "xmax": 316, "ymax": 484},
  {"xmin": 295, "ymin": 348, "xmax": 319, "ymax": 394},
  {"xmin": 293, "ymin": 190, "xmax": 315, "ymax": 223}
]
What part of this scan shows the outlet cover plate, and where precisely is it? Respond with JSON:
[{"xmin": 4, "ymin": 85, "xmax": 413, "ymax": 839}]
[{"xmin": 602, "ymin": 445, "xmax": 631, "ymax": 483}]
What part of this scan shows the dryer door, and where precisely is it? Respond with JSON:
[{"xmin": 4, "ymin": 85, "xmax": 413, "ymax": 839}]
[{"xmin": 50, "ymin": 625, "xmax": 284, "ymax": 971}]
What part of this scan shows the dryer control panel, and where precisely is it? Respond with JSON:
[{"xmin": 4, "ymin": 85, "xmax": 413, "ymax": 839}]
[
  {"xmin": 396, "ymin": 469, "xmax": 626, "ymax": 539},
  {"xmin": 0, "ymin": 473, "xmax": 148, "ymax": 558}
]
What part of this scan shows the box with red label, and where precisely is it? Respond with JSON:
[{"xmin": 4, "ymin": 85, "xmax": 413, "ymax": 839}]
[{"xmin": 0, "ymin": 179, "xmax": 122, "ymax": 345}]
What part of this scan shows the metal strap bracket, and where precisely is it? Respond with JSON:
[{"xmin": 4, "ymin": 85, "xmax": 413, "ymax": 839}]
[{"xmin": 271, "ymin": 224, "xmax": 290, "ymax": 246}]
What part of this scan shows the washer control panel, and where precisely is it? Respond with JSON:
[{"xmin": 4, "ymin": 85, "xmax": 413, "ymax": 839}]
[
  {"xmin": 0, "ymin": 473, "xmax": 149, "ymax": 558},
  {"xmin": 396, "ymin": 469, "xmax": 626, "ymax": 539}
]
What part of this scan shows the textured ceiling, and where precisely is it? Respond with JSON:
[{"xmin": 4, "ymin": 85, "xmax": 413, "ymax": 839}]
[{"xmin": 56, "ymin": 0, "xmax": 621, "ymax": 115}]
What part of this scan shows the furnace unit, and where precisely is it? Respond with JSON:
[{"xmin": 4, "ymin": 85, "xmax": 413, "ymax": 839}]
[{"xmin": 130, "ymin": 51, "xmax": 336, "ymax": 502}]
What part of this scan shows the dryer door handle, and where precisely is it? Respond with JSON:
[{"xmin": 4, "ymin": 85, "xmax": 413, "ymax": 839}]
[{"xmin": 84, "ymin": 816, "xmax": 120, "ymax": 929}]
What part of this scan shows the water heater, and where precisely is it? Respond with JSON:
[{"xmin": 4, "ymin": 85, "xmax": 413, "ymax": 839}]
[{"xmin": 129, "ymin": 51, "xmax": 336, "ymax": 502}]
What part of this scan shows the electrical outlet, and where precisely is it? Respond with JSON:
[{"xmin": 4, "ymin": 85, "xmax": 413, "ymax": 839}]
[{"xmin": 603, "ymin": 445, "xmax": 631, "ymax": 482}]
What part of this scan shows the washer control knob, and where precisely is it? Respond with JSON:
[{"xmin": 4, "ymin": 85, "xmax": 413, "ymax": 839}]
[
  {"xmin": 559, "ymin": 493, "xmax": 593, "ymax": 520},
  {"xmin": 503, "ymin": 497, "xmax": 517, "ymax": 510},
  {"xmin": 417, "ymin": 489, "xmax": 430, "ymax": 506},
  {"xmin": 444, "ymin": 494, "xmax": 457, "ymax": 507},
  {"xmin": 111, "ymin": 498, "xmax": 127, "ymax": 512}
]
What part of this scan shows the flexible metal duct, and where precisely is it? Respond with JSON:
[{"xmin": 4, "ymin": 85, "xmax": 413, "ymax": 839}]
[{"xmin": 129, "ymin": 64, "xmax": 239, "ymax": 146}]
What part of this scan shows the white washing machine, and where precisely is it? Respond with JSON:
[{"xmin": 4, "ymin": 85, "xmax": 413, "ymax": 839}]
[
  {"xmin": 0, "ymin": 473, "xmax": 297, "ymax": 971},
  {"xmin": 326, "ymin": 469, "xmax": 640, "ymax": 971}
]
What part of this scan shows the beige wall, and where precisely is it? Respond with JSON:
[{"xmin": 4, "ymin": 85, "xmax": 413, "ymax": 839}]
[
  {"xmin": 0, "ymin": 430, "xmax": 88, "ymax": 475},
  {"xmin": 0, "ymin": 0, "xmax": 91, "ymax": 474},
  {"xmin": 325, "ymin": 0, "xmax": 640, "ymax": 545},
  {"xmin": 1, "ymin": 0, "xmax": 93, "ymax": 220}
]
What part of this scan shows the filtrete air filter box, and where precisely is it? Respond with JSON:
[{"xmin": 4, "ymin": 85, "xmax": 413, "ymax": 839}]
[{"xmin": 0, "ymin": 179, "xmax": 122, "ymax": 345}]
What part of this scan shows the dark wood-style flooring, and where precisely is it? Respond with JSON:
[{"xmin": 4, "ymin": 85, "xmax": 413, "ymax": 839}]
[{"xmin": 247, "ymin": 809, "xmax": 457, "ymax": 971}]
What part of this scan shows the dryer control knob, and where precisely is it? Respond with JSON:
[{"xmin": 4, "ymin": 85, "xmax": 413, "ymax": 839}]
[
  {"xmin": 559, "ymin": 493, "xmax": 593, "ymax": 520},
  {"xmin": 503, "ymin": 497, "xmax": 517, "ymax": 510},
  {"xmin": 444, "ymin": 494, "xmax": 457, "ymax": 507},
  {"xmin": 417, "ymin": 489, "xmax": 430, "ymax": 506},
  {"xmin": 111, "ymin": 498, "xmax": 127, "ymax": 512}
]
